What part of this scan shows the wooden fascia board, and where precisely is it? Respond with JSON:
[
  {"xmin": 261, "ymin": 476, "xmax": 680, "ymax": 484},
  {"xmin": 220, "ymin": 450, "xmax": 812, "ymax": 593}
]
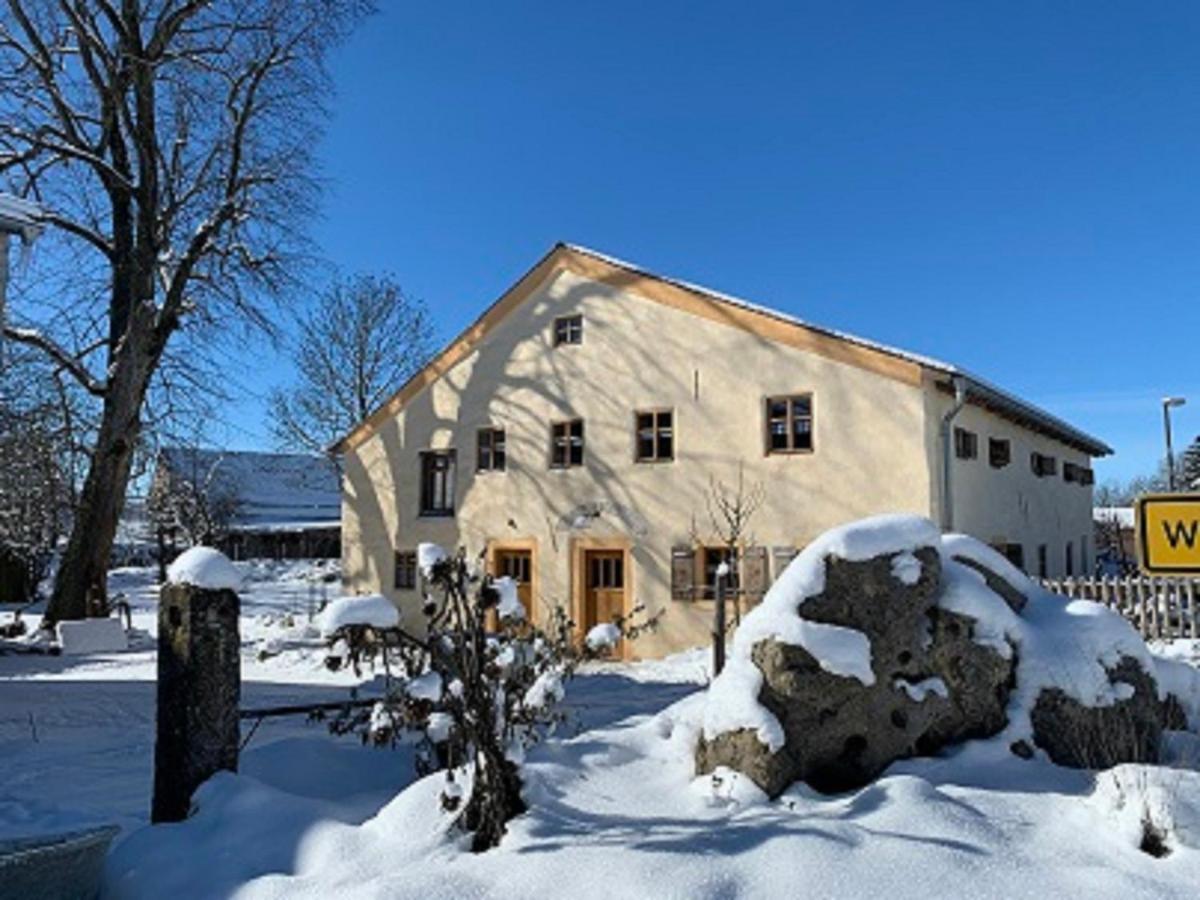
[
  {"xmin": 560, "ymin": 251, "xmax": 924, "ymax": 387},
  {"xmin": 336, "ymin": 245, "xmax": 569, "ymax": 453}
]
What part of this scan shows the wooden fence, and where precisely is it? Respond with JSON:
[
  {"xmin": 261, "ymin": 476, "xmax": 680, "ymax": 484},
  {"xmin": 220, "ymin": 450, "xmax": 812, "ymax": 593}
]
[{"xmin": 1038, "ymin": 576, "xmax": 1200, "ymax": 641}]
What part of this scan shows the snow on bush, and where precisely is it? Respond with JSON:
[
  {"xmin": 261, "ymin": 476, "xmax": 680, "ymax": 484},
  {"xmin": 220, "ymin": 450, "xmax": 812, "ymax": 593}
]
[
  {"xmin": 405, "ymin": 671, "xmax": 443, "ymax": 703},
  {"xmin": 320, "ymin": 543, "xmax": 657, "ymax": 851},
  {"xmin": 494, "ymin": 576, "xmax": 525, "ymax": 621},
  {"xmin": 1090, "ymin": 764, "xmax": 1200, "ymax": 856},
  {"xmin": 417, "ymin": 542, "xmax": 448, "ymax": 576},
  {"xmin": 316, "ymin": 593, "xmax": 400, "ymax": 637},
  {"xmin": 165, "ymin": 546, "xmax": 241, "ymax": 591},
  {"xmin": 585, "ymin": 622, "xmax": 621, "ymax": 650}
]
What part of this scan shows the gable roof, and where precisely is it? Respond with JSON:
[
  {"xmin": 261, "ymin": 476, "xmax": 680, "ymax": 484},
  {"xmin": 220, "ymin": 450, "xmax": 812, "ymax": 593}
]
[
  {"xmin": 335, "ymin": 243, "xmax": 1111, "ymax": 457},
  {"xmin": 159, "ymin": 448, "xmax": 341, "ymax": 531}
]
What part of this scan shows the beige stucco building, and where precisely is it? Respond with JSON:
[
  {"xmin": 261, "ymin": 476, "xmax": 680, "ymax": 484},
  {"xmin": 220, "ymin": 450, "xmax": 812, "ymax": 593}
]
[{"xmin": 336, "ymin": 244, "xmax": 1110, "ymax": 658}]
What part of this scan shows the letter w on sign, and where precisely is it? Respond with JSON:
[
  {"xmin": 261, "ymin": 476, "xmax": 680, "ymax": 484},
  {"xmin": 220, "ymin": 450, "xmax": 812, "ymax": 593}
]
[
  {"xmin": 1137, "ymin": 494, "xmax": 1200, "ymax": 575},
  {"xmin": 1164, "ymin": 520, "xmax": 1200, "ymax": 551}
]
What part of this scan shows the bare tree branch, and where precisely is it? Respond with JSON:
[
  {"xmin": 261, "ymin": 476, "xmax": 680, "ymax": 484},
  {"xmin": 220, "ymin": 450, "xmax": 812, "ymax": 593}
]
[{"xmin": 2, "ymin": 324, "xmax": 107, "ymax": 395}]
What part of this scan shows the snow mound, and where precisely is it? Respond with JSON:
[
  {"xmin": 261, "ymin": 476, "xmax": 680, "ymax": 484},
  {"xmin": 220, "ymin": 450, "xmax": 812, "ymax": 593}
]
[
  {"xmin": 317, "ymin": 594, "xmax": 400, "ymax": 637},
  {"xmin": 166, "ymin": 546, "xmax": 241, "ymax": 591}
]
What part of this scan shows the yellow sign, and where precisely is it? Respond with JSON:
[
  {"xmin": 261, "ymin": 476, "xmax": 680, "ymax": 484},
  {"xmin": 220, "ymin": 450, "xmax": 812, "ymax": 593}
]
[{"xmin": 1137, "ymin": 494, "xmax": 1200, "ymax": 575}]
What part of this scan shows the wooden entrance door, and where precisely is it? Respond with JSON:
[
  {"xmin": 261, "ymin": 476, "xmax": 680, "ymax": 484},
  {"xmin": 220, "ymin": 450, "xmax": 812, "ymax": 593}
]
[
  {"xmin": 494, "ymin": 549, "xmax": 533, "ymax": 620},
  {"xmin": 583, "ymin": 550, "xmax": 626, "ymax": 636}
]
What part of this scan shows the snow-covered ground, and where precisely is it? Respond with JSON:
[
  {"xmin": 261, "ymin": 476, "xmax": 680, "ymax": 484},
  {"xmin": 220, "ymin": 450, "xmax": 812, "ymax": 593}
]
[
  {"xmin": 0, "ymin": 561, "xmax": 373, "ymax": 842},
  {"xmin": 6, "ymin": 563, "xmax": 1200, "ymax": 898}
]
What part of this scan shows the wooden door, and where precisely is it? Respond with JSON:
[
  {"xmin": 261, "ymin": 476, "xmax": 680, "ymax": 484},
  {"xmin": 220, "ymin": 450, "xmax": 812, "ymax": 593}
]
[
  {"xmin": 494, "ymin": 549, "xmax": 533, "ymax": 619},
  {"xmin": 584, "ymin": 550, "xmax": 626, "ymax": 635}
]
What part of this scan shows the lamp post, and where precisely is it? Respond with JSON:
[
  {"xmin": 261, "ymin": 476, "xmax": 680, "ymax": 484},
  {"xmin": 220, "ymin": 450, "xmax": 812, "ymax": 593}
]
[{"xmin": 1163, "ymin": 396, "xmax": 1187, "ymax": 491}]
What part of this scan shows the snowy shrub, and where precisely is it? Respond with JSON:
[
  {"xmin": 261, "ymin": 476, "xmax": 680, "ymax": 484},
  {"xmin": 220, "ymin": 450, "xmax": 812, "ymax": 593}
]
[{"xmin": 322, "ymin": 546, "xmax": 657, "ymax": 851}]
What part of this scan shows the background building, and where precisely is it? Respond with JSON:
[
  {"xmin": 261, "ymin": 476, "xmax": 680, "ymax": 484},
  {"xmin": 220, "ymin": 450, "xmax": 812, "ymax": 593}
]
[{"xmin": 151, "ymin": 448, "xmax": 341, "ymax": 561}]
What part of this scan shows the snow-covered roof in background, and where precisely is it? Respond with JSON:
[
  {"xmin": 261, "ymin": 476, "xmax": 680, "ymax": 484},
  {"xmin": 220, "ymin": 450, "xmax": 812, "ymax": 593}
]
[
  {"xmin": 158, "ymin": 448, "xmax": 340, "ymax": 531},
  {"xmin": 1093, "ymin": 506, "xmax": 1134, "ymax": 528},
  {"xmin": 0, "ymin": 193, "xmax": 43, "ymax": 242},
  {"xmin": 564, "ymin": 244, "xmax": 1112, "ymax": 457}
]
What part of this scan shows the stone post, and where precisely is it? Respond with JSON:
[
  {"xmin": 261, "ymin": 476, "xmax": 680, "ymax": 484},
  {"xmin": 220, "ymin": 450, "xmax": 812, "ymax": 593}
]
[{"xmin": 152, "ymin": 583, "xmax": 241, "ymax": 823}]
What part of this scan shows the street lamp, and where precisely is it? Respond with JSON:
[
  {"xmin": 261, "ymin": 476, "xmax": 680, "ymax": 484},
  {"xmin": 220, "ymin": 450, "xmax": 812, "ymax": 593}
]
[{"xmin": 1163, "ymin": 396, "xmax": 1187, "ymax": 491}]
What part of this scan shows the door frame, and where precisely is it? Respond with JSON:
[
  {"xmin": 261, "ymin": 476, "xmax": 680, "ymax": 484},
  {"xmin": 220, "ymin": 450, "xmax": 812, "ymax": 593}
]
[
  {"xmin": 485, "ymin": 537, "xmax": 539, "ymax": 623},
  {"xmin": 570, "ymin": 536, "xmax": 633, "ymax": 657}
]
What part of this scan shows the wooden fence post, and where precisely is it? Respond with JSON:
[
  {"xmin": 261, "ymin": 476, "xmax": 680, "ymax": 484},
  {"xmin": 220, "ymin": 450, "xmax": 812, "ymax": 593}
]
[
  {"xmin": 1185, "ymin": 585, "xmax": 1195, "ymax": 643},
  {"xmin": 152, "ymin": 582, "xmax": 241, "ymax": 823}
]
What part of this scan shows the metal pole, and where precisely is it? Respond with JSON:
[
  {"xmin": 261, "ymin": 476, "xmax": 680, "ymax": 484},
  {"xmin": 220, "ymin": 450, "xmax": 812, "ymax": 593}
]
[
  {"xmin": 1165, "ymin": 401, "xmax": 1177, "ymax": 492},
  {"xmin": 713, "ymin": 567, "xmax": 727, "ymax": 676}
]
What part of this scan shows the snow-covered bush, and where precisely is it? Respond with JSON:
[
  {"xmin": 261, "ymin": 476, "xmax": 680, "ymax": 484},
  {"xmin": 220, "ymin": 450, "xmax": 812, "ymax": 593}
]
[{"xmin": 322, "ymin": 545, "xmax": 657, "ymax": 851}]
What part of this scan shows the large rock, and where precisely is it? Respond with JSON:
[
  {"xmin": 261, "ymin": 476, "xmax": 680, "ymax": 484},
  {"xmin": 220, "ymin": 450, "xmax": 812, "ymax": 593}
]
[
  {"xmin": 1030, "ymin": 656, "xmax": 1162, "ymax": 768},
  {"xmin": 696, "ymin": 516, "xmax": 1179, "ymax": 798}
]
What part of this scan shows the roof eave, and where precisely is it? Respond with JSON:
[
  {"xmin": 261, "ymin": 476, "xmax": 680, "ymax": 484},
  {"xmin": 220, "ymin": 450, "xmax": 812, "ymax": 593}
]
[{"xmin": 930, "ymin": 371, "xmax": 1112, "ymax": 457}]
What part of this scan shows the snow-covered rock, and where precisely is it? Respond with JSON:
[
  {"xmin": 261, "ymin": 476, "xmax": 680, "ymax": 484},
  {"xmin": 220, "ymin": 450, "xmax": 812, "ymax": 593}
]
[
  {"xmin": 166, "ymin": 547, "xmax": 241, "ymax": 591},
  {"xmin": 696, "ymin": 514, "xmax": 1179, "ymax": 798},
  {"xmin": 316, "ymin": 594, "xmax": 400, "ymax": 637}
]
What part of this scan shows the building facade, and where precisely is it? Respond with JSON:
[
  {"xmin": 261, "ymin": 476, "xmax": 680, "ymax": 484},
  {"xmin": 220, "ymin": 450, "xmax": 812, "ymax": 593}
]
[{"xmin": 338, "ymin": 245, "xmax": 1109, "ymax": 658}]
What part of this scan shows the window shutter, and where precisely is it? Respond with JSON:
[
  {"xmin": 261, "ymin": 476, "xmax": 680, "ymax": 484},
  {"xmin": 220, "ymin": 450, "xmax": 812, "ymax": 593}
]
[
  {"xmin": 743, "ymin": 546, "xmax": 769, "ymax": 606},
  {"xmin": 671, "ymin": 546, "xmax": 695, "ymax": 601}
]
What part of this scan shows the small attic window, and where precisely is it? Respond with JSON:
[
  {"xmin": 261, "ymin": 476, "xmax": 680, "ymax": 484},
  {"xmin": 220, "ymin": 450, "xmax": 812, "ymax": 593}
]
[{"xmin": 554, "ymin": 315, "xmax": 583, "ymax": 346}]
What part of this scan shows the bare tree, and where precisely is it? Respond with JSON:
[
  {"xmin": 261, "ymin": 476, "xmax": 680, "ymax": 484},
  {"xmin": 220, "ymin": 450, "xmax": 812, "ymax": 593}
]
[
  {"xmin": 691, "ymin": 462, "xmax": 765, "ymax": 673},
  {"xmin": 0, "ymin": 0, "xmax": 372, "ymax": 623},
  {"xmin": 269, "ymin": 274, "xmax": 435, "ymax": 455}
]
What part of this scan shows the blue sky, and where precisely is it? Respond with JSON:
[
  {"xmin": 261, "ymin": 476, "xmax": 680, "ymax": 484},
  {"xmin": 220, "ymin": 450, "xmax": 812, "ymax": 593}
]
[{"xmin": 219, "ymin": 1, "xmax": 1200, "ymax": 483}]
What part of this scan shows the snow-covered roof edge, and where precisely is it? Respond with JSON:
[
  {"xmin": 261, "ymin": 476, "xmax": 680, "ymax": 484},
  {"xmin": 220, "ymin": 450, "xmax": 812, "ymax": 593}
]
[
  {"xmin": 336, "ymin": 242, "xmax": 1111, "ymax": 457},
  {"xmin": 0, "ymin": 193, "xmax": 43, "ymax": 242}
]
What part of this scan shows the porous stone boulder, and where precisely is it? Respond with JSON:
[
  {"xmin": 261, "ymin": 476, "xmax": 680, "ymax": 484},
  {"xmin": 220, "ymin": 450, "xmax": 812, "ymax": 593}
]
[
  {"xmin": 1030, "ymin": 656, "xmax": 1162, "ymax": 768},
  {"xmin": 695, "ymin": 515, "xmax": 1185, "ymax": 798}
]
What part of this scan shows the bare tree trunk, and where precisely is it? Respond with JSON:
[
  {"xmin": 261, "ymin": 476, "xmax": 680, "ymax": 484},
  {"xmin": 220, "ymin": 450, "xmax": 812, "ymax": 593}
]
[{"xmin": 45, "ymin": 331, "xmax": 152, "ymax": 624}]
